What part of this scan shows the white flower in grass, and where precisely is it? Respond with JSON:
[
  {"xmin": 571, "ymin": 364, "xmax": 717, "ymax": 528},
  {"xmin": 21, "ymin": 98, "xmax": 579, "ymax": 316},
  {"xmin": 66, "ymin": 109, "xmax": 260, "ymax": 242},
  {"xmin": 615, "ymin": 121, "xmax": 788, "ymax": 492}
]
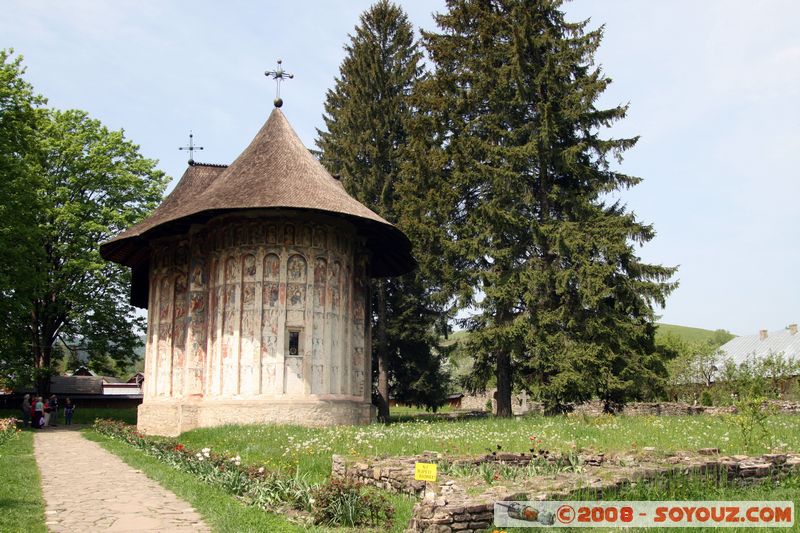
[{"xmin": 257, "ymin": 466, "xmax": 265, "ymax": 474}]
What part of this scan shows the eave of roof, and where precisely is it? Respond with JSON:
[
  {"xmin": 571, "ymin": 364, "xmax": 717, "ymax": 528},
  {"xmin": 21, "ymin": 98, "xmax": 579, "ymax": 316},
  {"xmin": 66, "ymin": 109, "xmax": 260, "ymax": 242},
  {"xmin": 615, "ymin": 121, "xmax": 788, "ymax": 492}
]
[{"xmin": 100, "ymin": 108, "xmax": 415, "ymax": 283}]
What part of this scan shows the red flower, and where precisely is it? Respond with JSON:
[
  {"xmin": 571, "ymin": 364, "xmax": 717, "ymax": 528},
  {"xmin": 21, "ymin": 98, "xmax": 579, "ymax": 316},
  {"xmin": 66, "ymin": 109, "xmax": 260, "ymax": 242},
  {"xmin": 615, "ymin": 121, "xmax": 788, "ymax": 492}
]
[{"xmin": 175, "ymin": 443, "xmax": 185, "ymax": 452}]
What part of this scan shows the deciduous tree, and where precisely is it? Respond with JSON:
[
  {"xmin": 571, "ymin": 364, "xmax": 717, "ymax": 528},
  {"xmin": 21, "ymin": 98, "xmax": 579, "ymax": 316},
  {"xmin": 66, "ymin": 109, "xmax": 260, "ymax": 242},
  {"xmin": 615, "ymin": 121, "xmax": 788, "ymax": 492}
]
[{"xmin": 0, "ymin": 51, "xmax": 168, "ymax": 391}]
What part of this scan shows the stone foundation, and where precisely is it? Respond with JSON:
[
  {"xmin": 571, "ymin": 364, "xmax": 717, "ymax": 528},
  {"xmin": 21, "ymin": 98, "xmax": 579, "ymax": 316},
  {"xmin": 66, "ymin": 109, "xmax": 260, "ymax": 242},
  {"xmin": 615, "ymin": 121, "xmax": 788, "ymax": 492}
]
[
  {"xmin": 331, "ymin": 450, "xmax": 800, "ymax": 533},
  {"xmin": 458, "ymin": 391, "xmax": 800, "ymax": 417},
  {"xmin": 138, "ymin": 397, "xmax": 374, "ymax": 436}
]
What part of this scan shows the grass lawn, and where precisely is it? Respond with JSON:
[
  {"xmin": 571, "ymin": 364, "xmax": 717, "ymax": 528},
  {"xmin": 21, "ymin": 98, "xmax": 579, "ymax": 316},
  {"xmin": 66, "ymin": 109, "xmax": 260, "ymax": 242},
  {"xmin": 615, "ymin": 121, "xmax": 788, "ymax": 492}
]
[
  {"xmin": 0, "ymin": 430, "xmax": 47, "ymax": 533},
  {"xmin": 178, "ymin": 414, "xmax": 800, "ymax": 482},
  {"xmin": 0, "ymin": 406, "xmax": 137, "ymax": 425}
]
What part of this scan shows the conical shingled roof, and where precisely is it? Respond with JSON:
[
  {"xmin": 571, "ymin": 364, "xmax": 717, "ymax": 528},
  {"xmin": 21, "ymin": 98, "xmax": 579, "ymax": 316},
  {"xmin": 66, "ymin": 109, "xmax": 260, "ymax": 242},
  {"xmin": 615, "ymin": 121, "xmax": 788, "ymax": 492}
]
[{"xmin": 100, "ymin": 108, "xmax": 416, "ymax": 286}]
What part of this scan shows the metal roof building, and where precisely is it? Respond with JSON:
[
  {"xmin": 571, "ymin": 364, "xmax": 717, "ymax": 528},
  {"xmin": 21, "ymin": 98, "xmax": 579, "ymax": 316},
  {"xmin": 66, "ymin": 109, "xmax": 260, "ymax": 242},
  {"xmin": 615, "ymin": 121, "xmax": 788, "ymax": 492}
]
[{"xmin": 717, "ymin": 324, "xmax": 799, "ymax": 366}]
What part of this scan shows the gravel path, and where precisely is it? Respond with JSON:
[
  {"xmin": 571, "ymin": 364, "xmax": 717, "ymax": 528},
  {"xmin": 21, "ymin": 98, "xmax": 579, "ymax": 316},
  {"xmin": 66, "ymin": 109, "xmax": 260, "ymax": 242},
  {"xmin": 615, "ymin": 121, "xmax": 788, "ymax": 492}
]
[{"xmin": 34, "ymin": 428, "xmax": 211, "ymax": 532}]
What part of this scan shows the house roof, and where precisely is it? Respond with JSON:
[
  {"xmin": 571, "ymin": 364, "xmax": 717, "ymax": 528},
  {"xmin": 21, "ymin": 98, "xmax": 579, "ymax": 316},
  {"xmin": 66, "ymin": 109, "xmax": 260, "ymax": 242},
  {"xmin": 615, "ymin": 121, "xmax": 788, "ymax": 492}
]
[
  {"xmin": 50, "ymin": 376, "xmax": 109, "ymax": 395},
  {"xmin": 100, "ymin": 108, "xmax": 416, "ymax": 300},
  {"xmin": 718, "ymin": 326, "xmax": 800, "ymax": 366}
]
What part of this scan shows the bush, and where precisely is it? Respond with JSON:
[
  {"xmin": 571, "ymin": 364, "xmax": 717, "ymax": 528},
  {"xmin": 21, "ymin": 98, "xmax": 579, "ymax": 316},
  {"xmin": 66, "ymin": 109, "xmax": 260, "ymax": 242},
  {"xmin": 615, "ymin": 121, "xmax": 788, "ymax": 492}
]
[
  {"xmin": 700, "ymin": 390, "xmax": 713, "ymax": 407},
  {"xmin": 0, "ymin": 418, "xmax": 19, "ymax": 447},
  {"xmin": 310, "ymin": 478, "xmax": 394, "ymax": 528}
]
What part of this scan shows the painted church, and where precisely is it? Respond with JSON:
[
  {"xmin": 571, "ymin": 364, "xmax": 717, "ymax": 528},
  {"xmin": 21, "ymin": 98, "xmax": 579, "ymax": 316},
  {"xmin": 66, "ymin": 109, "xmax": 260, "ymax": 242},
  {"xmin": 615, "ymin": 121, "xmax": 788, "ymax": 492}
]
[{"xmin": 100, "ymin": 103, "xmax": 414, "ymax": 436}]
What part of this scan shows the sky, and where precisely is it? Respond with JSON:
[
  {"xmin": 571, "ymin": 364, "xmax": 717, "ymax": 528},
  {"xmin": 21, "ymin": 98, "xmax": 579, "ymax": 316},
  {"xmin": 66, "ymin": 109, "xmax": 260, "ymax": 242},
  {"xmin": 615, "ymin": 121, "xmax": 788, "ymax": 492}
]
[{"xmin": 2, "ymin": 0, "xmax": 798, "ymax": 336}]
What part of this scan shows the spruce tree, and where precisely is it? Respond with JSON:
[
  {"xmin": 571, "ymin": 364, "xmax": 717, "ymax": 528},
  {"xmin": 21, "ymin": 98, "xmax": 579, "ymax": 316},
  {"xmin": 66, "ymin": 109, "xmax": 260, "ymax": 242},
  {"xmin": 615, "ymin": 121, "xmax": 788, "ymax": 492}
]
[
  {"xmin": 317, "ymin": 0, "xmax": 449, "ymax": 421},
  {"xmin": 413, "ymin": 0, "xmax": 677, "ymax": 415}
]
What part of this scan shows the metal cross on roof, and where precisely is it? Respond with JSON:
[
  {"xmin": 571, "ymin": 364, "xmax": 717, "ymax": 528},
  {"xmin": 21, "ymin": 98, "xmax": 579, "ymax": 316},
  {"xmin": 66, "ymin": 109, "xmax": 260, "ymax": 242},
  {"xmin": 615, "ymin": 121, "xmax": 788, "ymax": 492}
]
[
  {"xmin": 265, "ymin": 59, "xmax": 294, "ymax": 108},
  {"xmin": 179, "ymin": 131, "xmax": 204, "ymax": 164}
]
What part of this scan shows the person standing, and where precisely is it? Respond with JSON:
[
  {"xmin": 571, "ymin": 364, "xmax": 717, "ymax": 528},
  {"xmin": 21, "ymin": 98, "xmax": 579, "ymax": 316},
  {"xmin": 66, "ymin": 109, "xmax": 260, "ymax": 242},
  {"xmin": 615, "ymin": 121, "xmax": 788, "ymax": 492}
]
[
  {"xmin": 21, "ymin": 394, "xmax": 31, "ymax": 428},
  {"xmin": 64, "ymin": 398, "xmax": 75, "ymax": 425},
  {"xmin": 33, "ymin": 396, "xmax": 44, "ymax": 429},
  {"xmin": 43, "ymin": 397, "xmax": 51, "ymax": 427},
  {"xmin": 48, "ymin": 395, "xmax": 58, "ymax": 426}
]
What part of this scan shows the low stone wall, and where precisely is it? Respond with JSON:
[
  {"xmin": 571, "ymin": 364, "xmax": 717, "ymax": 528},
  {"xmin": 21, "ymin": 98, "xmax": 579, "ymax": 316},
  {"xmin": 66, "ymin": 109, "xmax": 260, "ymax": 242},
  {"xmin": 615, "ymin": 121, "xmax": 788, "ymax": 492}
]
[
  {"xmin": 332, "ymin": 454, "xmax": 427, "ymax": 496},
  {"xmin": 332, "ymin": 450, "xmax": 800, "ymax": 533},
  {"xmin": 457, "ymin": 391, "xmax": 800, "ymax": 417}
]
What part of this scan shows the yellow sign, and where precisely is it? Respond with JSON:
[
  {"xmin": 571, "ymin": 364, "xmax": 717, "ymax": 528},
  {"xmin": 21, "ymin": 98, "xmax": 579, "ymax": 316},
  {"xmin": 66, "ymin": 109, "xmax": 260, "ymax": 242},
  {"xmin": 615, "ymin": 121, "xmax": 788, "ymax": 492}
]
[{"xmin": 414, "ymin": 462, "xmax": 437, "ymax": 482}]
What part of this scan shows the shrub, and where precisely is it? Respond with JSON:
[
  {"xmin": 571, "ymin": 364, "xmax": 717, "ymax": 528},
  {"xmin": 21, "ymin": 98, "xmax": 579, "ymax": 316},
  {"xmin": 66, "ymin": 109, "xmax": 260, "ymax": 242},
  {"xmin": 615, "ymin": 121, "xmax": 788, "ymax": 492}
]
[
  {"xmin": 700, "ymin": 390, "xmax": 713, "ymax": 407},
  {"xmin": 0, "ymin": 418, "xmax": 19, "ymax": 447},
  {"xmin": 733, "ymin": 397, "xmax": 775, "ymax": 453},
  {"xmin": 310, "ymin": 478, "xmax": 394, "ymax": 528}
]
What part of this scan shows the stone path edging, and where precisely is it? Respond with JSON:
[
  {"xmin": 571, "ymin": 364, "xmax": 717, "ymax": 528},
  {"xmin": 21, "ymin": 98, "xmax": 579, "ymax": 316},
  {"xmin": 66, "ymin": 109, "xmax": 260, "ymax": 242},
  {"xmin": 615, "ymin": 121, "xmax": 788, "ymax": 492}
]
[{"xmin": 34, "ymin": 428, "xmax": 211, "ymax": 532}]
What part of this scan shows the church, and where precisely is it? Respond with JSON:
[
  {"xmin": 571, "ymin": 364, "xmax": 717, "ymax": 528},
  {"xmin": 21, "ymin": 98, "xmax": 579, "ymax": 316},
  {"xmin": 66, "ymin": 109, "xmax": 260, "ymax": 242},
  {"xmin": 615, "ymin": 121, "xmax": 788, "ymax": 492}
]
[{"xmin": 100, "ymin": 94, "xmax": 415, "ymax": 436}]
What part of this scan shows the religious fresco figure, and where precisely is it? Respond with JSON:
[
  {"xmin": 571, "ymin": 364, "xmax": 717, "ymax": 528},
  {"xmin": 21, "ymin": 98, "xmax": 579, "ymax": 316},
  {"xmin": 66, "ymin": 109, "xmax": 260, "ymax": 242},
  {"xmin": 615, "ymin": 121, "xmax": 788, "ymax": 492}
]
[
  {"xmin": 290, "ymin": 287, "xmax": 303, "ymax": 307},
  {"xmin": 262, "ymin": 283, "xmax": 279, "ymax": 308},
  {"xmin": 241, "ymin": 310, "xmax": 255, "ymax": 337},
  {"xmin": 225, "ymin": 256, "xmax": 238, "ymax": 281},
  {"xmin": 313, "ymin": 227, "xmax": 326, "ymax": 248},
  {"xmin": 284, "ymin": 224, "xmax": 295, "ymax": 245},
  {"xmin": 191, "ymin": 263, "xmax": 204, "ymax": 288},
  {"xmin": 301, "ymin": 226, "xmax": 312, "ymax": 246},
  {"xmin": 190, "ymin": 293, "xmax": 205, "ymax": 313},
  {"xmin": 314, "ymin": 286, "xmax": 325, "ymax": 307},
  {"xmin": 242, "ymin": 284, "xmax": 256, "ymax": 305},
  {"xmin": 314, "ymin": 257, "xmax": 327, "ymax": 284},
  {"xmin": 288, "ymin": 255, "xmax": 306, "ymax": 281},
  {"xmin": 264, "ymin": 253, "xmax": 280, "ymax": 280},
  {"xmin": 175, "ymin": 273, "xmax": 188, "ymax": 295},
  {"xmin": 243, "ymin": 254, "xmax": 257, "ymax": 278}
]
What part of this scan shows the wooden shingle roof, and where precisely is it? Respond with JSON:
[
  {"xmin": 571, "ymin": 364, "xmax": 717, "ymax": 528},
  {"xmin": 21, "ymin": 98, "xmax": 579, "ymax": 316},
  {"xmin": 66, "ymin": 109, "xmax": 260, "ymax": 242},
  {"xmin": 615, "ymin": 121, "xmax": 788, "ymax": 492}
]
[{"xmin": 100, "ymin": 108, "xmax": 416, "ymax": 306}]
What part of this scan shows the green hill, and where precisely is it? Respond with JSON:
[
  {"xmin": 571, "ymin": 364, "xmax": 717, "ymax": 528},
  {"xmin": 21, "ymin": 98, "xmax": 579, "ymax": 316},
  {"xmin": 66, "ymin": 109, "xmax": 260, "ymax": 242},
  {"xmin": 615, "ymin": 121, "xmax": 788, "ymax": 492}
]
[
  {"xmin": 655, "ymin": 323, "xmax": 735, "ymax": 347},
  {"xmin": 439, "ymin": 330, "xmax": 470, "ymax": 347}
]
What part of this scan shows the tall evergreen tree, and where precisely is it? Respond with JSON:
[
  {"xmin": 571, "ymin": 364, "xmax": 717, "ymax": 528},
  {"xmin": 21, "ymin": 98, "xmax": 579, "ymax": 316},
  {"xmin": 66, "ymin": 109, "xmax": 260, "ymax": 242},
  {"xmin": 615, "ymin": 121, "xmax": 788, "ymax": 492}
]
[
  {"xmin": 317, "ymin": 1, "xmax": 449, "ymax": 421},
  {"xmin": 412, "ymin": 0, "xmax": 677, "ymax": 415}
]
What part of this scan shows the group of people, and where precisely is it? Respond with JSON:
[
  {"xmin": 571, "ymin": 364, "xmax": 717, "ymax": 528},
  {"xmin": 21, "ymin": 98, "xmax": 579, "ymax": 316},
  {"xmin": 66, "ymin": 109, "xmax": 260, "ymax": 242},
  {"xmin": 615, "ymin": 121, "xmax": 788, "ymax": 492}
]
[{"xmin": 20, "ymin": 394, "xmax": 76, "ymax": 429}]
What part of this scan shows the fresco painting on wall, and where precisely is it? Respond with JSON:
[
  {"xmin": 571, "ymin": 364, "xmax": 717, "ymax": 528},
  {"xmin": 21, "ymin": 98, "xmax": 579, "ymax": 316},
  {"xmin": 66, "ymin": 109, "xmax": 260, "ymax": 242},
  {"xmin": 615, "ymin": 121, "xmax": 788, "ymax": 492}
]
[
  {"xmin": 144, "ymin": 220, "xmax": 372, "ymax": 403},
  {"xmin": 288, "ymin": 254, "xmax": 306, "ymax": 281},
  {"xmin": 172, "ymin": 273, "xmax": 189, "ymax": 397},
  {"xmin": 264, "ymin": 253, "xmax": 280, "ymax": 280},
  {"xmin": 313, "ymin": 227, "xmax": 326, "ymax": 248},
  {"xmin": 284, "ymin": 224, "xmax": 295, "ymax": 245}
]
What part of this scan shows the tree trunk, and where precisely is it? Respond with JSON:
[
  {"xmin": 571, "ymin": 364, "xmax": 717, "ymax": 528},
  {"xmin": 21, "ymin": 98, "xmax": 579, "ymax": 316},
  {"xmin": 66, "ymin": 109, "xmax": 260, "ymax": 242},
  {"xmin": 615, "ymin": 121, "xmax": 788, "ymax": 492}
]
[
  {"xmin": 37, "ymin": 343, "xmax": 52, "ymax": 396},
  {"xmin": 495, "ymin": 348, "xmax": 512, "ymax": 417},
  {"xmin": 30, "ymin": 306, "xmax": 53, "ymax": 395},
  {"xmin": 375, "ymin": 280, "xmax": 391, "ymax": 423}
]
